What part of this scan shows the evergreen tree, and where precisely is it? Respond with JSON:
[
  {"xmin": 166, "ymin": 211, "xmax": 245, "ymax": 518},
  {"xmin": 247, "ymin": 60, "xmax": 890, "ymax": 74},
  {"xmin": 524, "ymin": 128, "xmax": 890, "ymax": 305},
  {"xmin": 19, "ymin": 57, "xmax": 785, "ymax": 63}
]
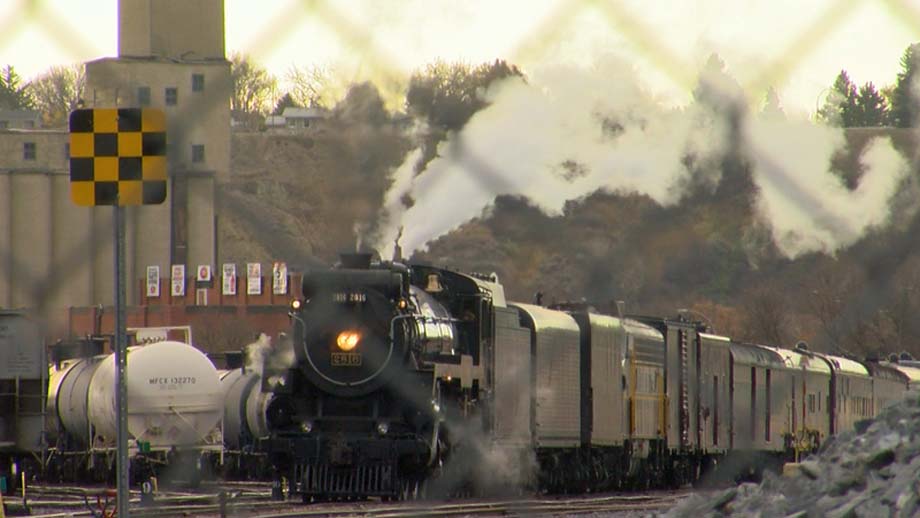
[
  {"xmin": 855, "ymin": 82, "xmax": 889, "ymax": 127},
  {"xmin": 890, "ymin": 43, "xmax": 920, "ymax": 127},
  {"xmin": 761, "ymin": 86, "xmax": 785, "ymax": 121},
  {"xmin": 692, "ymin": 53, "xmax": 745, "ymax": 113},
  {"xmin": 272, "ymin": 93, "xmax": 298, "ymax": 115},
  {"xmin": 817, "ymin": 70, "xmax": 858, "ymax": 127},
  {"xmin": 0, "ymin": 65, "xmax": 34, "ymax": 110}
]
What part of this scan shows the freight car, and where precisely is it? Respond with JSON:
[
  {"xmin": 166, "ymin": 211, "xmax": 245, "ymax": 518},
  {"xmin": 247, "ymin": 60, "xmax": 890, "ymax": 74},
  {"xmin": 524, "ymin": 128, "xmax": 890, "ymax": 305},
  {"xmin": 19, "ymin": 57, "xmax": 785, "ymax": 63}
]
[
  {"xmin": 45, "ymin": 339, "xmax": 224, "ymax": 484},
  {"xmin": 0, "ymin": 311, "xmax": 227, "ymax": 490},
  {"xmin": 218, "ymin": 360, "xmax": 272, "ymax": 478},
  {"xmin": 260, "ymin": 255, "xmax": 914, "ymax": 501}
]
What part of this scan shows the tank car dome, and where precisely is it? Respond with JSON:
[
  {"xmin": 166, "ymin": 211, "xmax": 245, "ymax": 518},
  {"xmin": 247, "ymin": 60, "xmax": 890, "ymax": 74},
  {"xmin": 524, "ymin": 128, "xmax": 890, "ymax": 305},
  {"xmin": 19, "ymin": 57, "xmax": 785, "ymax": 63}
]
[{"xmin": 87, "ymin": 340, "xmax": 222, "ymax": 448}]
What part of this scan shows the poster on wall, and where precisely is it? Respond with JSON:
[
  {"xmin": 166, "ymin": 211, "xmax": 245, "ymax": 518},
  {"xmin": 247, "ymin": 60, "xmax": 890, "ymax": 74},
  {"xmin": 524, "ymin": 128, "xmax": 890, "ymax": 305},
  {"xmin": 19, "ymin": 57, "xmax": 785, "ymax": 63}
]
[
  {"xmin": 272, "ymin": 262, "xmax": 288, "ymax": 295},
  {"xmin": 222, "ymin": 263, "xmax": 237, "ymax": 295},
  {"xmin": 196, "ymin": 264, "xmax": 212, "ymax": 283},
  {"xmin": 146, "ymin": 266, "xmax": 160, "ymax": 297},
  {"xmin": 171, "ymin": 264, "xmax": 186, "ymax": 297},
  {"xmin": 247, "ymin": 262, "xmax": 262, "ymax": 295}
]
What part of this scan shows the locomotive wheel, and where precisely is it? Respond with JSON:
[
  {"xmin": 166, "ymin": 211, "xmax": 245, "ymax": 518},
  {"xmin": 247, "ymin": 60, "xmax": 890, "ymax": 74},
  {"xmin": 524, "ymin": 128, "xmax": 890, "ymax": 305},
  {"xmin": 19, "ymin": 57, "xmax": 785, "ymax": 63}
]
[{"xmin": 400, "ymin": 479, "xmax": 420, "ymax": 500}]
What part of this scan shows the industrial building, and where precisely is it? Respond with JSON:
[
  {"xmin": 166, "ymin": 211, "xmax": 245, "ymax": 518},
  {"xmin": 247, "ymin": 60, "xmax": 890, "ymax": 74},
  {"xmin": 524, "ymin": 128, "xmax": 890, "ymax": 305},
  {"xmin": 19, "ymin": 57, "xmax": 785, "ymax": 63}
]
[{"xmin": 0, "ymin": 0, "xmax": 228, "ymax": 337}]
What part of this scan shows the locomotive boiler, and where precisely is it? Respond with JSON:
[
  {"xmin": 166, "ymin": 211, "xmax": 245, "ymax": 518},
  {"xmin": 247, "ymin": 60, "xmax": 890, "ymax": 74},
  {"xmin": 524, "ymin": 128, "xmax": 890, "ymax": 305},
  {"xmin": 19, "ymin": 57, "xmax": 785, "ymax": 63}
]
[{"xmin": 262, "ymin": 253, "xmax": 504, "ymax": 500}]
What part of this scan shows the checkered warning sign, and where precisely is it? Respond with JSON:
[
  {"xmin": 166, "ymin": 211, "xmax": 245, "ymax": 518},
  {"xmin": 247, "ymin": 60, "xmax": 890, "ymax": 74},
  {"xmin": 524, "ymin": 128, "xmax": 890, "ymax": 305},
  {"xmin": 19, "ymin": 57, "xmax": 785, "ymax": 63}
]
[{"xmin": 69, "ymin": 108, "xmax": 167, "ymax": 206}]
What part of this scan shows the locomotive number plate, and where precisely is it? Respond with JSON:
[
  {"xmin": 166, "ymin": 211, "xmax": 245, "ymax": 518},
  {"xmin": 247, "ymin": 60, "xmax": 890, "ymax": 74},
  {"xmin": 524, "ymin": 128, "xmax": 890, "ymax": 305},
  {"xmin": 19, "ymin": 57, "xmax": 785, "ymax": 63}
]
[
  {"xmin": 333, "ymin": 292, "xmax": 367, "ymax": 303},
  {"xmin": 331, "ymin": 352, "xmax": 362, "ymax": 367}
]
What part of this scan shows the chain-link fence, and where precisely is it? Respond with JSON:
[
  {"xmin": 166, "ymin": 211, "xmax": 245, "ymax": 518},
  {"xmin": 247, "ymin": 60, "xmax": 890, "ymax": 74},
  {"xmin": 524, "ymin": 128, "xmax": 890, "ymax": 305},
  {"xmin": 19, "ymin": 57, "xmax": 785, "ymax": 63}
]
[{"xmin": 0, "ymin": 0, "xmax": 920, "ymax": 358}]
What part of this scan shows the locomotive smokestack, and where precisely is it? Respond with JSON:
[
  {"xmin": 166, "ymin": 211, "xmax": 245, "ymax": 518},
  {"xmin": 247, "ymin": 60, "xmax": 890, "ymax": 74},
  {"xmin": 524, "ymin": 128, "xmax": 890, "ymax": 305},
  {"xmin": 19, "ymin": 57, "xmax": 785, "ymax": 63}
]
[
  {"xmin": 340, "ymin": 252, "xmax": 373, "ymax": 269},
  {"xmin": 392, "ymin": 227, "xmax": 403, "ymax": 263}
]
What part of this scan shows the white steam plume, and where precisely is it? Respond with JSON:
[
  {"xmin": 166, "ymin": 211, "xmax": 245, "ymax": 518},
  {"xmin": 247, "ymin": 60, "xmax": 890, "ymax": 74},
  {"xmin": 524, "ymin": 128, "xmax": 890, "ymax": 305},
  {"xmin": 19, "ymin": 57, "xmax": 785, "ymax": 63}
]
[
  {"xmin": 372, "ymin": 56, "xmax": 909, "ymax": 259},
  {"xmin": 747, "ymin": 122, "xmax": 907, "ymax": 257},
  {"xmin": 245, "ymin": 333, "xmax": 295, "ymax": 377}
]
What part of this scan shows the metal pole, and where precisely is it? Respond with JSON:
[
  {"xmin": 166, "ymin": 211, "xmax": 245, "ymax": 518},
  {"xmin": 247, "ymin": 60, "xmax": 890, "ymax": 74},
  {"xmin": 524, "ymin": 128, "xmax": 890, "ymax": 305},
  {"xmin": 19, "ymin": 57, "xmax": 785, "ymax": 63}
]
[{"xmin": 114, "ymin": 204, "xmax": 130, "ymax": 518}]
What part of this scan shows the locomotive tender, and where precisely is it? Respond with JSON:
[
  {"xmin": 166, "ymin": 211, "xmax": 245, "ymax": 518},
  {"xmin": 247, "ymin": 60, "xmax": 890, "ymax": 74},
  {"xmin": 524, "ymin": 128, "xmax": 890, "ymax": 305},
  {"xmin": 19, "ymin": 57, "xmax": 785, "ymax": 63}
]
[{"xmin": 261, "ymin": 254, "xmax": 919, "ymax": 500}]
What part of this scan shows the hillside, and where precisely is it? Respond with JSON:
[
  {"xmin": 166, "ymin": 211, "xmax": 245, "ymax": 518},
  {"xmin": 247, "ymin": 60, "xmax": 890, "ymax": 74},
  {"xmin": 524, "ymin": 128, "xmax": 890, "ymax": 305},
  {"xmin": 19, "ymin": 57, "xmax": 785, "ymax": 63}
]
[{"xmin": 222, "ymin": 123, "xmax": 920, "ymax": 357}]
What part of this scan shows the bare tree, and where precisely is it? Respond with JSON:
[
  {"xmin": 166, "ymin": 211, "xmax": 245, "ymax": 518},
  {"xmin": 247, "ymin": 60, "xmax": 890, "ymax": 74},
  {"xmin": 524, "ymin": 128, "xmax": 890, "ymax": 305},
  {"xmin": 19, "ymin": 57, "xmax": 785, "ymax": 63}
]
[
  {"xmin": 870, "ymin": 261, "xmax": 920, "ymax": 356},
  {"xmin": 27, "ymin": 64, "xmax": 85, "ymax": 127},
  {"xmin": 230, "ymin": 53, "xmax": 276, "ymax": 130},
  {"xmin": 287, "ymin": 64, "xmax": 345, "ymax": 109},
  {"xmin": 741, "ymin": 285, "xmax": 790, "ymax": 346}
]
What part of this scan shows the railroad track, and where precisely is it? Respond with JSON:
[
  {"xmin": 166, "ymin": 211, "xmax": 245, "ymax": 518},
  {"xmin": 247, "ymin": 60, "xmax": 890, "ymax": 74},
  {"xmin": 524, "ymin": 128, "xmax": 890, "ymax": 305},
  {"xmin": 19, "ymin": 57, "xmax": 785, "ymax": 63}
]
[{"xmin": 20, "ymin": 484, "xmax": 688, "ymax": 517}]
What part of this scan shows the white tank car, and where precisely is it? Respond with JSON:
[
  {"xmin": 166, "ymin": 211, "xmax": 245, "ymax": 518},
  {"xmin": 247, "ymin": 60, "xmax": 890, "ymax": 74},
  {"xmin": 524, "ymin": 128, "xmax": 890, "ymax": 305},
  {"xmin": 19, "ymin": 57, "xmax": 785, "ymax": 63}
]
[
  {"xmin": 49, "ymin": 340, "xmax": 222, "ymax": 450},
  {"xmin": 218, "ymin": 369, "xmax": 271, "ymax": 449}
]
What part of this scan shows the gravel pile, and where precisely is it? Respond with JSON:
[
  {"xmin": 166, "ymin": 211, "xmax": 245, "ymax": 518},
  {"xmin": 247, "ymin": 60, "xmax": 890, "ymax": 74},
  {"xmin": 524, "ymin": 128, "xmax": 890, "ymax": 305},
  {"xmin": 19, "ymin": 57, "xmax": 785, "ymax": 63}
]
[{"xmin": 664, "ymin": 392, "xmax": 920, "ymax": 517}]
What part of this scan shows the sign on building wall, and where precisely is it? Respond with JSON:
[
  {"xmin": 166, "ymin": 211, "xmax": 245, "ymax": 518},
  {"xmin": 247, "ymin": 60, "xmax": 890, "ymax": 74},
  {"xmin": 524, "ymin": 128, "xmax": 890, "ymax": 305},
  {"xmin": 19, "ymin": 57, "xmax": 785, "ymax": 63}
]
[
  {"xmin": 196, "ymin": 265, "xmax": 212, "ymax": 283},
  {"xmin": 272, "ymin": 262, "xmax": 288, "ymax": 295},
  {"xmin": 146, "ymin": 266, "xmax": 160, "ymax": 297},
  {"xmin": 171, "ymin": 264, "xmax": 186, "ymax": 297},
  {"xmin": 0, "ymin": 313, "xmax": 44, "ymax": 379},
  {"xmin": 247, "ymin": 262, "xmax": 262, "ymax": 295},
  {"xmin": 222, "ymin": 263, "xmax": 237, "ymax": 295}
]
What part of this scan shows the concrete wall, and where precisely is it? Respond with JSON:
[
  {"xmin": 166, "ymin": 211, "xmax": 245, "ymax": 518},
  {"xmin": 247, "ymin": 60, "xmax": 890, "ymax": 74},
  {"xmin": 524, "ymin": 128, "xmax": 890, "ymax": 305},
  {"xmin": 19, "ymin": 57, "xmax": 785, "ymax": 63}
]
[
  {"xmin": 0, "ymin": 130, "xmax": 214, "ymax": 331},
  {"xmin": 85, "ymin": 57, "xmax": 227, "ymax": 279},
  {"xmin": 0, "ymin": 173, "xmax": 10, "ymax": 308},
  {"xmin": 119, "ymin": 0, "xmax": 225, "ymax": 60},
  {"xmin": 10, "ymin": 173, "xmax": 52, "ymax": 309}
]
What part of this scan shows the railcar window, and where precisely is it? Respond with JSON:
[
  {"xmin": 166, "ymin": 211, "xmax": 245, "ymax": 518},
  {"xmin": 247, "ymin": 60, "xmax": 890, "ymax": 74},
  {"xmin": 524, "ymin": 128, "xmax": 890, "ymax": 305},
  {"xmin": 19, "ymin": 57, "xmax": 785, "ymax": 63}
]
[
  {"xmin": 751, "ymin": 367, "xmax": 757, "ymax": 443},
  {"xmin": 713, "ymin": 375, "xmax": 718, "ymax": 446},
  {"xmin": 765, "ymin": 369, "xmax": 771, "ymax": 442}
]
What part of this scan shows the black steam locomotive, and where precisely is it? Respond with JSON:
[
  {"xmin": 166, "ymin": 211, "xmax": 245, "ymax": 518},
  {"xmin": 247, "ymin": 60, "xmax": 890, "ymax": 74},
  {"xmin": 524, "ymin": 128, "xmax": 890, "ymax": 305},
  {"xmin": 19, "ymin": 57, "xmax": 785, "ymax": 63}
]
[{"xmin": 260, "ymin": 253, "xmax": 916, "ymax": 501}]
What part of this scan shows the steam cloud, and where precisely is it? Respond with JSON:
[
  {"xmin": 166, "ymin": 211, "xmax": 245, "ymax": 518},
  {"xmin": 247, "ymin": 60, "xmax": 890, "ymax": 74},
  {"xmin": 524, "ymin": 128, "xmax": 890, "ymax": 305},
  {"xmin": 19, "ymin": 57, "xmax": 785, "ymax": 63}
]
[
  {"xmin": 371, "ymin": 57, "xmax": 908, "ymax": 259},
  {"xmin": 245, "ymin": 333, "xmax": 295, "ymax": 379}
]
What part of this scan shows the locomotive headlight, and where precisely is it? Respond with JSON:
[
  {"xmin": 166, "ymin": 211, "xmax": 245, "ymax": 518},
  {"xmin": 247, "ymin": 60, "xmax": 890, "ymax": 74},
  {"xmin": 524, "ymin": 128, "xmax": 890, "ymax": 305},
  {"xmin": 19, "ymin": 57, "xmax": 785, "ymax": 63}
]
[
  {"xmin": 336, "ymin": 331, "xmax": 361, "ymax": 351},
  {"xmin": 376, "ymin": 422, "xmax": 389, "ymax": 435},
  {"xmin": 398, "ymin": 298, "xmax": 408, "ymax": 309},
  {"xmin": 290, "ymin": 299, "xmax": 302, "ymax": 310},
  {"xmin": 300, "ymin": 421, "xmax": 313, "ymax": 433}
]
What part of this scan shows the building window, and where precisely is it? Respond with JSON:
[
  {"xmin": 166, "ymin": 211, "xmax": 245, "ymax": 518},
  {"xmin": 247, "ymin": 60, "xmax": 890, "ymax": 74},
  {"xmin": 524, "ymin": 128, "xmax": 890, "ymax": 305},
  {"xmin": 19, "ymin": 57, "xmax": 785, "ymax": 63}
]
[
  {"xmin": 192, "ymin": 144, "xmax": 205, "ymax": 162},
  {"xmin": 138, "ymin": 86, "xmax": 151, "ymax": 106},
  {"xmin": 23, "ymin": 142, "xmax": 36, "ymax": 160},
  {"xmin": 165, "ymin": 87, "xmax": 178, "ymax": 106},
  {"xmin": 192, "ymin": 74, "xmax": 205, "ymax": 92}
]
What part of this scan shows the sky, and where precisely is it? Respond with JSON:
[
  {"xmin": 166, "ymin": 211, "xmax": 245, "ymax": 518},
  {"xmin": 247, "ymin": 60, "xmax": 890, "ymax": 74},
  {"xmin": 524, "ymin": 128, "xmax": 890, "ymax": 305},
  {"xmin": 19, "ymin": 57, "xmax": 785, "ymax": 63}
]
[{"xmin": 1, "ymin": 0, "xmax": 918, "ymax": 115}]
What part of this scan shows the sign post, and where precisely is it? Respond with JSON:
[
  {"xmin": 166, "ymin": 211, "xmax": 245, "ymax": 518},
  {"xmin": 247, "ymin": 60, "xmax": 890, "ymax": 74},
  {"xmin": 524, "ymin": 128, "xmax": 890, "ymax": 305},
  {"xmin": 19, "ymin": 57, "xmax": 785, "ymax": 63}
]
[
  {"xmin": 114, "ymin": 203, "xmax": 128, "ymax": 517},
  {"xmin": 70, "ymin": 108, "xmax": 167, "ymax": 518}
]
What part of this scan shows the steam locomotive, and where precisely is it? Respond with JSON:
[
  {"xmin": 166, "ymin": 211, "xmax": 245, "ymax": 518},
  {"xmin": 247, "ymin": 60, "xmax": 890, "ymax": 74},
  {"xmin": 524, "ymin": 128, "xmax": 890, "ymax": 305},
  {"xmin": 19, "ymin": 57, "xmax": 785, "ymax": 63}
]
[{"xmin": 260, "ymin": 253, "xmax": 918, "ymax": 501}]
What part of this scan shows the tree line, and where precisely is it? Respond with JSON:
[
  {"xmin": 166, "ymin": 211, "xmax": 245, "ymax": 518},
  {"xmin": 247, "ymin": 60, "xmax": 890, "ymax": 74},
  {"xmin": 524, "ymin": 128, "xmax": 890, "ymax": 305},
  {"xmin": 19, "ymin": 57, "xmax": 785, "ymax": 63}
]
[
  {"xmin": 0, "ymin": 64, "xmax": 84, "ymax": 127},
  {"xmin": 5, "ymin": 41, "xmax": 920, "ymax": 130},
  {"xmin": 817, "ymin": 43, "xmax": 920, "ymax": 127}
]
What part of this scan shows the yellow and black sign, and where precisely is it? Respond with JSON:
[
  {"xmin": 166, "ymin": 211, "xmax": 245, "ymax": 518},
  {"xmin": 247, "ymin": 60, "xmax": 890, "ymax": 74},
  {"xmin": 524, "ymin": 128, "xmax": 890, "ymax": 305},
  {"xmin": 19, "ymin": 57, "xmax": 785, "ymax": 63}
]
[{"xmin": 69, "ymin": 108, "xmax": 167, "ymax": 206}]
